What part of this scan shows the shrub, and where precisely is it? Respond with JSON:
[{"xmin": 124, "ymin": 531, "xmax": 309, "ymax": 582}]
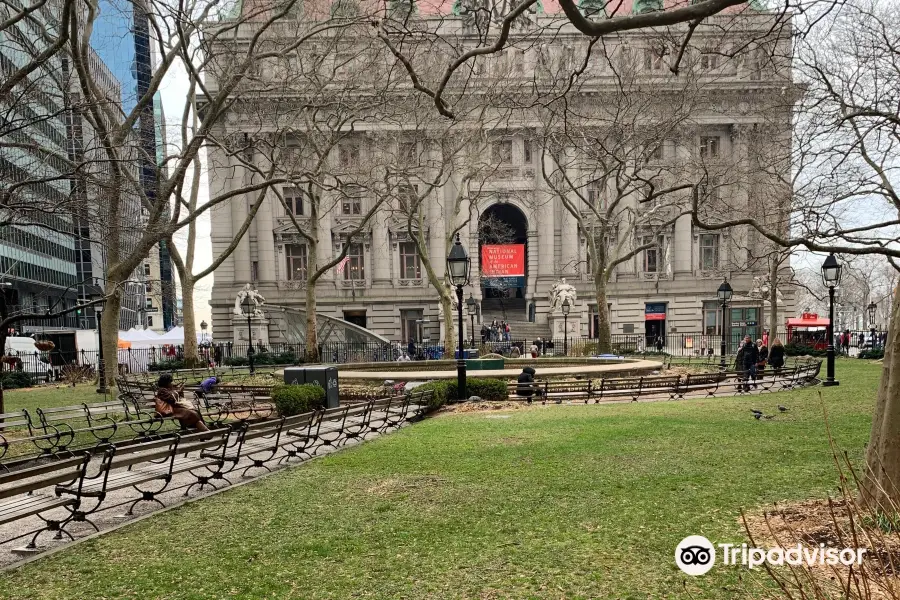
[
  {"xmin": 224, "ymin": 351, "xmax": 302, "ymax": 367},
  {"xmin": 0, "ymin": 370, "xmax": 34, "ymax": 389},
  {"xmin": 859, "ymin": 349, "xmax": 885, "ymax": 360},
  {"xmin": 148, "ymin": 359, "xmax": 186, "ymax": 371},
  {"xmin": 271, "ymin": 384, "xmax": 326, "ymax": 416},
  {"xmin": 784, "ymin": 343, "xmax": 828, "ymax": 357},
  {"xmin": 415, "ymin": 377, "xmax": 508, "ymax": 409}
]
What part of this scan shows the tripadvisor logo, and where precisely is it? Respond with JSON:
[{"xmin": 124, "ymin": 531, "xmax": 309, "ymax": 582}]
[{"xmin": 675, "ymin": 536, "xmax": 868, "ymax": 576}]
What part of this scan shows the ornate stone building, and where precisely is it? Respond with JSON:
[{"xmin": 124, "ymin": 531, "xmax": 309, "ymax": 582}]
[{"xmin": 203, "ymin": 0, "xmax": 797, "ymax": 346}]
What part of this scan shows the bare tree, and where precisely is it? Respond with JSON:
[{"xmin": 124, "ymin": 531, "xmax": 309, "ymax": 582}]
[{"xmin": 689, "ymin": 0, "xmax": 900, "ymax": 510}]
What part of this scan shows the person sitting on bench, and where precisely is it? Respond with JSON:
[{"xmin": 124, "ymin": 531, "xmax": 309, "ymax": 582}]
[
  {"xmin": 198, "ymin": 375, "xmax": 219, "ymax": 396},
  {"xmin": 155, "ymin": 374, "xmax": 209, "ymax": 432},
  {"xmin": 517, "ymin": 366, "xmax": 538, "ymax": 401}
]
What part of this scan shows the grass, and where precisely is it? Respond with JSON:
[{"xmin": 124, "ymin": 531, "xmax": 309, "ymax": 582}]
[
  {"xmin": 2, "ymin": 383, "xmax": 108, "ymax": 415},
  {"xmin": 0, "ymin": 360, "xmax": 882, "ymax": 599}
]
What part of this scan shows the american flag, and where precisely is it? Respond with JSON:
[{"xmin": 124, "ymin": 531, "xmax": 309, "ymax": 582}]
[{"xmin": 336, "ymin": 256, "xmax": 350, "ymax": 274}]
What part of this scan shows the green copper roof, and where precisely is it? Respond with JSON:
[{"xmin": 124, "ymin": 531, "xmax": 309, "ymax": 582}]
[
  {"xmin": 579, "ymin": 0, "xmax": 607, "ymax": 18},
  {"xmin": 633, "ymin": 0, "xmax": 662, "ymax": 14}
]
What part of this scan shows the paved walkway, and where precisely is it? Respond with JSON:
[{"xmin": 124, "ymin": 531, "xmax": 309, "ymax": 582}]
[{"xmin": 338, "ymin": 359, "xmax": 664, "ymax": 381}]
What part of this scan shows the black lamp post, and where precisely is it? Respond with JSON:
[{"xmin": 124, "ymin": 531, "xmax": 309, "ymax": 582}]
[
  {"xmin": 867, "ymin": 301, "xmax": 877, "ymax": 350},
  {"xmin": 562, "ymin": 298, "xmax": 571, "ymax": 356},
  {"xmin": 466, "ymin": 293, "xmax": 477, "ymax": 348},
  {"xmin": 242, "ymin": 295, "xmax": 256, "ymax": 374},
  {"xmin": 822, "ymin": 253, "xmax": 842, "ymax": 386},
  {"xmin": 95, "ymin": 303, "xmax": 107, "ymax": 395},
  {"xmin": 447, "ymin": 233, "xmax": 470, "ymax": 401},
  {"xmin": 717, "ymin": 279, "xmax": 733, "ymax": 370}
]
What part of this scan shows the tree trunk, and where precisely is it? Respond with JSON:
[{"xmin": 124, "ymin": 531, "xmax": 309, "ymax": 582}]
[
  {"xmin": 861, "ymin": 284, "xmax": 900, "ymax": 512},
  {"xmin": 441, "ymin": 294, "xmax": 455, "ymax": 359},
  {"xmin": 100, "ymin": 282, "xmax": 123, "ymax": 390},
  {"xmin": 181, "ymin": 283, "xmax": 199, "ymax": 367},
  {"xmin": 305, "ymin": 281, "xmax": 319, "ymax": 362},
  {"xmin": 594, "ymin": 279, "xmax": 612, "ymax": 354}
]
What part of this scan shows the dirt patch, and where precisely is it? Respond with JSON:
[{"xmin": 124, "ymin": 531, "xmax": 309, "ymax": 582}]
[
  {"xmin": 364, "ymin": 475, "xmax": 448, "ymax": 498},
  {"xmin": 743, "ymin": 498, "xmax": 900, "ymax": 598},
  {"xmin": 440, "ymin": 401, "xmax": 533, "ymax": 413}
]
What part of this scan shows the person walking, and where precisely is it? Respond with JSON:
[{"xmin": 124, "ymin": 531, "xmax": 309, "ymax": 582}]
[
  {"xmin": 842, "ymin": 330, "xmax": 851, "ymax": 355},
  {"xmin": 481, "ymin": 324, "xmax": 488, "ymax": 345},
  {"xmin": 756, "ymin": 339, "xmax": 768, "ymax": 382},
  {"xmin": 655, "ymin": 335, "xmax": 664, "ymax": 353},
  {"xmin": 858, "ymin": 332, "xmax": 865, "ymax": 349}
]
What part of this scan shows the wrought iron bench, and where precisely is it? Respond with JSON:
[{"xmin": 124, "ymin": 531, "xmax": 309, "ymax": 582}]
[
  {"xmin": 0, "ymin": 453, "xmax": 94, "ymax": 549},
  {"xmin": 675, "ymin": 372, "xmax": 727, "ymax": 398}
]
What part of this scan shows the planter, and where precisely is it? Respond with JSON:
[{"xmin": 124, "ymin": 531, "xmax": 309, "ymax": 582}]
[{"xmin": 34, "ymin": 340, "xmax": 55, "ymax": 351}]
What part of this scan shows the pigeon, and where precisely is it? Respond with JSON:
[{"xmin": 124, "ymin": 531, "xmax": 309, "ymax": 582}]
[
  {"xmin": 778, "ymin": 405, "xmax": 789, "ymax": 412},
  {"xmin": 753, "ymin": 412, "xmax": 762, "ymax": 420},
  {"xmin": 763, "ymin": 414, "xmax": 776, "ymax": 420},
  {"xmin": 751, "ymin": 409, "xmax": 763, "ymax": 415}
]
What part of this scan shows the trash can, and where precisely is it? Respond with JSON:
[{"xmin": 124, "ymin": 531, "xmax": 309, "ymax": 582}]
[
  {"xmin": 283, "ymin": 367, "xmax": 305, "ymax": 385},
  {"xmin": 302, "ymin": 366, "xmax": 340, "ymax": 409}
]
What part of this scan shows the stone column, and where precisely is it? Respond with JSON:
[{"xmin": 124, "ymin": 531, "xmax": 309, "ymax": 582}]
[
  {"xmin": 231, "ymin": 152, "xmax": 251, "ymax": 284},
  {"xmin": 537, "ymin": 153, "xmax": 555, "ymax": 277},
  {"xmin": 372, "ymin": 209, "xmax": 391, "ymax": 287},
  {"xmin": 256, "ymin": 180, "xmax": 277, "ymax": 283},
  {"xmin": 428, "ymin": 181, "xmax": 447, "ymax": 281},
  {"xmin": 673, "ymin": 213, "xmax": 692, "ymax": 275},
  {"xmin": 560, "ymin": 149, "xmax": 579, "ymax": 276}
]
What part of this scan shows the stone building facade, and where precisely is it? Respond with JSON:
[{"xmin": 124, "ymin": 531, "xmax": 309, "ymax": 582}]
[{"xmin": 204, "ymin": 2, "xmax": 797, "ymax": 345}]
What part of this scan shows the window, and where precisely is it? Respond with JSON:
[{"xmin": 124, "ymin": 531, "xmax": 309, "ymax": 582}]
[
  {"xmin": 143, "ymin": 263, "xmax": 151, "ymax": 276},
  {"xmin": 338, "ymin": 142, "xmax": 359, "ymax": 168},
  {"xmin": 700, "ymin": 52, "xmax": 719, "ymax": 71},
  {"xmin": 397, "ymin": 184, "xmax": 417, "ymax": 212},
  {"xmin": 147, "ymin": 316, "xmax": 153, "ymax": 327},
  {"xmin": 699, "ymin": 234, "xmax": 719, "ymax": 270},
  {"xmin": 493, "ymin": 140, "xmax": 512, "ymax": 164},
  {"xmin": 649, "ymin": 143, "xmax": 664, "ymax": 162},
  {"xmin": 343, "ymin": 243, "xmax": 365, "ymax": 280},
  {"xmin": 644, "ymin": 46, "xmax": 666, "ymax": 71},
  {"xmin": 145, "ymin": 297, "xmax": 153, "ymax": 309},
  {"xmin": 523, "ymin": 140, "xmax": 532, "ymax": 164},
  {"xmin": 145, "ymin": 283, "xmax": 152, "ymax": 293},
  {"xmin": 342, "ymin": 186, "xmax": 363, "ymax": 215},
  {"xmin": 698, "ymin": 175, "xmax": 721, "ymax": 202},
  {"xmin": 702, "ymin": 301, "xmax": 720, "ymax": 335},
  {"xmin": 284, "ymin": 187, "xmax": 303, "ymax": 216},
  {"xmin": 401, "ymin": 309, "xmax": 423, "ymax": 343},
  {"xmin": 251, "ymin": 261, "xmax": 259, "ymax": 282},
  {"xmin": 699, "ymin": 136, "xmax": 720, "ymax": 159},
  {"xmin": 285, "ymin": 244, "xmax": 308, "ymax": 281},
  {"xmin": 399, "ymin": 142, "xmax": 417, "ymax": 164},
  {"xmin": 399, "ymin": 242, "xmax": 421, "ymax": 280},
  {"xmin": 587, "ymin": 183, "xmax": 605, "ymax": 210},
  {"xmin": 641, "ymin": 235, "xmax": 665, "ymax": 273}
]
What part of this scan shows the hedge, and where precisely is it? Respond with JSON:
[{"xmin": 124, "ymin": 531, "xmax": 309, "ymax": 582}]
[
  {"xmin": 784, "ymin": 344, "xmax": 828, "ymax": 357},
  {"xmin": 859, "ymin": 349, "xmax": 885, "ymax": 360},
  {"xmin": 148, "ymin": 359, "xmax": 186, "ymax": 371},
  {"xmin": 415, "ymin": 377, "xmax": 509, "ymax": 410},
  {"xmin": 224, "ymin": 351, "xmax": 302, "ymax": 367},
  {"xmin": 0, "ymin": 371, "xmax": 34, "ymax": 389},
  {"xmin": 271, "ymin": 384, "xmax": 326, "ymax": 416}
]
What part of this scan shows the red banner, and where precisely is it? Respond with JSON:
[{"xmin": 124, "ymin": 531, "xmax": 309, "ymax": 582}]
[{"xmin": 481, "ymin": 245, "xmax": 525, "ymax": 277}]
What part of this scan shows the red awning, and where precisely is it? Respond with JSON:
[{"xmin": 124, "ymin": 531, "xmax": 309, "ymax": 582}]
[
  {"xmin": 645, "ymin": 313, "xmax": 666, "ymax": 321},
  {"xmin": 786, "ymin": 317, "xmax": 830, "ymax": 327}
]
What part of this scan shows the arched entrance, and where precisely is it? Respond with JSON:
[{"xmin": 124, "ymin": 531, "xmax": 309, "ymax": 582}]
[{"xmin": 478, "ymin": 203, "xmax": 528, "ymax": 301}]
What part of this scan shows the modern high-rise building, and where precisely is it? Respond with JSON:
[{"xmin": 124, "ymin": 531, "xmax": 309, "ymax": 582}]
[{"xmin": 90, "ymin": 0, "xmax": 177, "ymax": 330}]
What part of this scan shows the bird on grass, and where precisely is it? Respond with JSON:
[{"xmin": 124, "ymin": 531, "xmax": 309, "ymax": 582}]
[
  {"xmin": 751, "ymin": 409, "xmax": 763, "ymax": 416},
  {"xmin": 778, "ymin": 405, "xmax": 789, "ymax": 412},
  {"xmin": 752, "ymin": 410, "xmax": 763, "ymax": 420},
  {"xmin": 763, "ymin": 414, "xmax": 776, "ymax": 420}
]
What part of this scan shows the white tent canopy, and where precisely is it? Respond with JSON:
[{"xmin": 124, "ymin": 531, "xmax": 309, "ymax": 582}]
[{"xmin": 155, "ymin": 327, "xmax": 184, "ymax": 345}]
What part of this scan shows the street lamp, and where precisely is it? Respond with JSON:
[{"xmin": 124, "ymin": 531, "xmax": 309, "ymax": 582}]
[
  {"xmin": 821, "ymin": 253, "xmax": 842, "ymax": 386},
  {"xmin": 466, "ymin": 293, "xmax": 477, "ymax": 348},
  {"xmin": 446, "ymin": 233, "xmax": 470, "ymax": 401},
  {"xmin": 562, "ymin": 298, "xmax": 571, "ymax": 356},
  {"xmin": 717, "ymin": 279, "xmax": 733, "ymax": 371},
  {"xmin": 241, "ymin": 294, "xmax": 256, "ymax": 374},
  {"xmin": 867, "ymin": 301, "xmax": 878, "ymax": 350}
]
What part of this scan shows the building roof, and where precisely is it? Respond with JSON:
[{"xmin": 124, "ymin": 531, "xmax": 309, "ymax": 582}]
[{"xmin": 785, "ymin": 317, "xmax": 830, "ymax": 327}]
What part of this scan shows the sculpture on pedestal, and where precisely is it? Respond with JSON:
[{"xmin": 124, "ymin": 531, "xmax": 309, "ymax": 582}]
[
  {"xmin": 548, "ymin": 278, "xmax": 577, "ymax": 313},
  {"xmin": 233, "ymin": 283, "xmax": 266, "ymax": 318}
]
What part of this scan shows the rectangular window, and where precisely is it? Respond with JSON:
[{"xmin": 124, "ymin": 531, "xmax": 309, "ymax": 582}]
[
  {"xmin": 251, "ymin": 261, "xmax": 259, "ymax": 282},
  {"xmin": 699, "ymin": 234, "xmax": 719, "ymax": 270},
  {"xmin": 143, "ymin": 263, "xmax": 150, "ymax": 277},
  {"xmin": 699, "ymin": 136, "xmax": 720, "ymax": 159},
  {"xmin": 145, "ymin": 282, "xmax": 152, "ymax": 293},
  {"xmin": 649, "ymin": 143, "xmax": 664, "ymax": 162},
  {"xmin": 587, "ymin": 183, "xmax": 605, "ymax": 210},
  {"xmin": 399, "ymin": 142, "xmax": 417, "ymax": 164},
  {"xmin": 397, "ymin": 184, "xmax": 417, "ymax": 212},
  {"xmin": 399, "ymin": 242, "xmax": 421, "ymax": 280},
  {"xmin": 644, "ymin": 46, "xmax": 666, "ymax": 71},
  {"xmin": 145, "ymin": 297, "xmax": 153, "ymax": 309},
  {"xmin": 342, "ymin": 186, "xmax": 363, "ymax": 215},
  {"xmin": 642, "ymin": 236, "xmax": 663, "ymax": 273},
  {"xmin": 523, "ymin": 140, "xmax": 532, "ymax": 164},
  {"xmin": 284, "ymin": 187, "xmax": 303, "ymax": 216},
  {"xmin": 339, "ymin": 142, "xmax": 359, "ymax": 168},
  {"xmin": 700, "ymin": 52, "xmax": 719, "ymax": 71},
  {"xmin": 344, "ymin": 243, "xmax": 365, "ymax": 280},
  {"xmin": 493, "ymin": 140, "xmax": 512, "ymax": 164},
  {"xmin": 698, "ymin": 175, "xmax": 721, "ymax": 202},
  {"xmin": 703, "ymin": 301, "xmax": 721, "ymax": 335},
  {"xmin": 147, "ymin": 316, "xmax": 153, "ymax": 327},
  {"xmin": 285, "ymin": 244, "xmax": 308, "ymax": 281}
]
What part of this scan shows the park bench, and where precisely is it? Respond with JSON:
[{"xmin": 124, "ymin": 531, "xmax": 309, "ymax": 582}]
[
  {"xmin": 509, "ymin": 380, "xmax": 594, "ymax": 403},
  {"xmin": 0, "ymin": 410, "xmax": 68, "ymax": 461},
  {"xmin": 675, "ymin": 372, "xmax": 727, "ymax": 398},
  {"xmin": 227, "ymin": 412, "xmax": 319, "ymax": 476},
  {"xmin": 34, "ymin": 404, "xmax": 122, "ymax": 450},
  {"xmin": 57, "ymin": 428, "xmax": 232, "ymax": 516},
  {"xmin": 0, "ymin": 453, "xmax": 94, "ymax": 549},
  {"xmin": 596, "ymin": 375, "xmax": 681, "ymax": 402},
  {"xmin": 382, "ymin": 389, "xmax": 432, "ymax": 428}
]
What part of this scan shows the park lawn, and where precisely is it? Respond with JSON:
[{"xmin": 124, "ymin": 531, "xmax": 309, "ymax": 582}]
[
  {"xmin": 3, "ymin": 383, "xmax": 111, "ymax": 415},
  {"xmin": 0, "ymin": 360, "xmax": 881, "ymax": 599}
]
